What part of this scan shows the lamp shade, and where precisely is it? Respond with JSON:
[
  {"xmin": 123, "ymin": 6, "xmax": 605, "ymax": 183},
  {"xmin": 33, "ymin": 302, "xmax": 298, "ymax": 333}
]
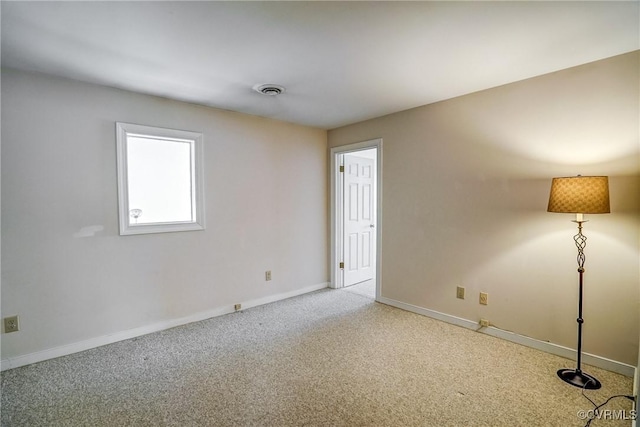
[{"xmin": 547, "ymin": 176, "xmax": 610, "ymax": 214}]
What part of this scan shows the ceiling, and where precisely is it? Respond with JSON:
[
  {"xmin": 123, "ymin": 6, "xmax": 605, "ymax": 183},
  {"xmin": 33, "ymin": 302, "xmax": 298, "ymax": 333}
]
[{"xmin": 2, "ymin": 1, "xmax": 638, "ymax": 130}]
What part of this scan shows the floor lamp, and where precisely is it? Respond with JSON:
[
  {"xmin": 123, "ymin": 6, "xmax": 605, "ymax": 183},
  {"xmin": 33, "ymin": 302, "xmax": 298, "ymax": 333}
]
[{"xmin": 547, "ymin": 175, "xmax": 610, "ymax": 390}]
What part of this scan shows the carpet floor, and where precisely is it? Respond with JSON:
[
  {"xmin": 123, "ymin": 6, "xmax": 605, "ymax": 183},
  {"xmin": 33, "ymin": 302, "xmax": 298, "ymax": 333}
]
[{"xmin": 1, "ymin": 282, "xmax": 634, "ymax": 426}]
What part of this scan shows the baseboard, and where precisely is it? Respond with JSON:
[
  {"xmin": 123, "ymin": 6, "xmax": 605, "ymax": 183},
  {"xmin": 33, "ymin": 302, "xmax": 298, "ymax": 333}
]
[
  {"xmin": 1, "ymin": 282, "xmax": 329, "ymax": 371},
  {"xmin": 377, "ymin": 296, "xmax": 636, "ymax": 378},
  {"xmin": 238, "ymin": 282, "xmax": 329, "ymax": 311}
]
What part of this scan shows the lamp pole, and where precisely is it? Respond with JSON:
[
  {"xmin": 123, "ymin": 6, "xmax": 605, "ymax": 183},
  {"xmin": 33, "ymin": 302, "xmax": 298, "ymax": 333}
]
[{"xmin": 556, "ymin": 217, "xmax": 601, "ymax": 390}]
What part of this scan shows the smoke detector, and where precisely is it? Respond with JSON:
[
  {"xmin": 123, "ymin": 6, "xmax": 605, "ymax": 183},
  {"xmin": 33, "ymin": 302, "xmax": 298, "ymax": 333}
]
[{"xmin": 253, "ymin": 83, "xmax": 285, "ymax": 96}]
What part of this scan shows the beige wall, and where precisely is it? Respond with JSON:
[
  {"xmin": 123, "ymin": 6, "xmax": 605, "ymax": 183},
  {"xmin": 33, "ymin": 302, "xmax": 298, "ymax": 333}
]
[
  {"xmin": 328, "ymin": 51, "xmax": 640, "ymax": 365},
  {"xmin": 1, "ymin": 69, "xmax": 328, "ymax": 361}
]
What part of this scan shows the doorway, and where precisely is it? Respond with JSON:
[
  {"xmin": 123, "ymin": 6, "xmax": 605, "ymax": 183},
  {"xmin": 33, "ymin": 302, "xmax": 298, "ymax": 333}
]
[{"xmin": 330, "ymin": 139, "xmax": 382, "ymax": 300}]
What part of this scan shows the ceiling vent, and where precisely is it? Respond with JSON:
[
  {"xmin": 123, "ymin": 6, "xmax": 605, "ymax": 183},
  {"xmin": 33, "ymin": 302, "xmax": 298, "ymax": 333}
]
[{"xmin": 253, "ymin": 84, "xmax": 285, "ymax": 96}]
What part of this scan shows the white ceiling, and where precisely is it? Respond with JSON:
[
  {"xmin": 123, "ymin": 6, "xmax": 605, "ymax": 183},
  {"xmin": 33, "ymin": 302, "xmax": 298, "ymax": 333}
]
[{"xmin": 2, "ymin": 1, "xmax": 638, "ymax": 130}]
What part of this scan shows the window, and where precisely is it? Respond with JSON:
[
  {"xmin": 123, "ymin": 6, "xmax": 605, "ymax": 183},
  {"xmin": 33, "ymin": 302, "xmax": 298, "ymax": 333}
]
[{"xmin": 116, "ymin": 122, "xmax": 205, "ymax": 235}]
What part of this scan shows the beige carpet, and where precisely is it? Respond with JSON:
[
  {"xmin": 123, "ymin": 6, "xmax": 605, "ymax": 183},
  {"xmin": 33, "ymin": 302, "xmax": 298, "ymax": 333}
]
[{"xmin": 1, "ymin": 282, "xmax": 634, "ymax": 426}]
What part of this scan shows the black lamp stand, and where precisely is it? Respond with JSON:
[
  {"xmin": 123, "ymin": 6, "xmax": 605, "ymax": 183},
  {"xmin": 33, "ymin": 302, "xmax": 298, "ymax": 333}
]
[{"xmin": 556, "ymin": 219, "xmax": 602, "ymax": 390}]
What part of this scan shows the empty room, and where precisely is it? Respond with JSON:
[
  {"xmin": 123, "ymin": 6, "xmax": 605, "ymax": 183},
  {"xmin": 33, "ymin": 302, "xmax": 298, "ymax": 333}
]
[{"xmin": 1, "ymin": 2, "xmax": 639, "ymax": 426}]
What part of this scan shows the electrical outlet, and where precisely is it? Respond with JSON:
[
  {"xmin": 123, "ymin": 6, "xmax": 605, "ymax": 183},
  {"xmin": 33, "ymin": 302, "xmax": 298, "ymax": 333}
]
[
  {"xmin": 456, "ymin": 286, "xmax": 465, "ymax": 299},
  {"xmin": 234, "ymin": 304, "xmax": 241, "ymax": 311},
  {"xmin": 479, "ymin": 292, "xmax": 488, "ymax": 305},
  {"xmin": 4, "ymin": 316, "xmax": 19, "ymax": 333},
  {"xmin": 479, "ymin": 319, "xmax": 490, "ymax": 327},
  {"xmin": 265, "ymin": 270, "xmax": 272, "ymax": 281}
]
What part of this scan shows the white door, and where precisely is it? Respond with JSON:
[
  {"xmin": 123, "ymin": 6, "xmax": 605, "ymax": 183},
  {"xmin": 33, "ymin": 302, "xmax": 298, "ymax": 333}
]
[{"xmin": 343, "ymin": 154, "xmax": 375, "ymax": 287}]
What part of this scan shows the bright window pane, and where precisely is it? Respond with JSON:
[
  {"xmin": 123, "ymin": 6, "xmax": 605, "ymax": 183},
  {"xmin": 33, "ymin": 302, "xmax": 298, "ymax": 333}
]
[{"xmin": 127, "ymin": 136, "xmax": 194, "ymax": 224}]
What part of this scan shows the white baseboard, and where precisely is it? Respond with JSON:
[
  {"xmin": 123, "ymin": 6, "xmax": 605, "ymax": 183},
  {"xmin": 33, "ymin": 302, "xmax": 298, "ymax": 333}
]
[
  {"xmin": 377, "ymin": 296, "xmax": 636, "ymax": 378},
  {"xmin": 1, "ymin": 282, "xmax": 329, "ymax": 371}
]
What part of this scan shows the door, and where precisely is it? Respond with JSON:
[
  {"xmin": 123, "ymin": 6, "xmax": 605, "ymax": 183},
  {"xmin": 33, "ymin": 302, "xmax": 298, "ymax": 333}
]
[{"xmin": 343, "ymin": 154, "xmax": 375, "ymax": 287}]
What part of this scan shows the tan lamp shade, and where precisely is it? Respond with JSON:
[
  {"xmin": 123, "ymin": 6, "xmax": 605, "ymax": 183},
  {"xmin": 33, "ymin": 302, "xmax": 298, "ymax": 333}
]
[{"xmin": 547, "ymin": 176, "xmax": 610, "ymax": 214}]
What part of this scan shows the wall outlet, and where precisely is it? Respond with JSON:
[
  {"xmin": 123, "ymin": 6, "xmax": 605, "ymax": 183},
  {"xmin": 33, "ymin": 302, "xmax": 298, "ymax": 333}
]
[
  {"xmin": 456, "ymin": 286, "xmax": 465, "ymax": 299},
  {"xmin": 4, "ymin": 316, "xmax": 19, "ymax": 333},
  {"xmin": 479, "ymin": 292, "xmax": 488, "ymax": 305},
  {"xmin": 234, "ymin": 304, "xmax": 241, "ymax": 311},
  {"xmin": 265, "ymin": 270, "xmax": 272, "ymax": 281},
  {"xmin": 479, "ymin": 319, "xmax": 490, "ymax": 328}
]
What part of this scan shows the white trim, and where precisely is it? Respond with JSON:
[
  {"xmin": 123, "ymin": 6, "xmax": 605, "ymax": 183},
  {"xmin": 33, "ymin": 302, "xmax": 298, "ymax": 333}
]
[
  {"xmin": 0, "ymin": 282, "xmax": 328, "ymax": 371},
  {"xmin": 330, "ymin": 139, "xmax": 383, "ymax": 302},
  {"xmin": 330, "ymin": 149, "xmax": 342, "ymax": 290},
  {"xmin": 378, "ymin": 296, "xmax": 636, "ymax": 378}
]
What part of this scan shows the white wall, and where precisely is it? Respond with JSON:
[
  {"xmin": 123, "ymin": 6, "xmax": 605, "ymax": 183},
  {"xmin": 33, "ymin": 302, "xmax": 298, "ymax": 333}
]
[
  {"xmin": 328, "ymin": 51, "xmax": 640, "ymax": 366},
  {"xmin": 1, "ymin": 69, "xmax": 328, "ymax": 363}
]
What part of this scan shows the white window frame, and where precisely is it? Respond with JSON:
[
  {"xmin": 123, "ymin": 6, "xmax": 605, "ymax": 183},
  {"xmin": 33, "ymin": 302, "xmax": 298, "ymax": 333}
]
[{"xmin": 116, "ymin": 122, "xmax": 205, "ymax": 235}]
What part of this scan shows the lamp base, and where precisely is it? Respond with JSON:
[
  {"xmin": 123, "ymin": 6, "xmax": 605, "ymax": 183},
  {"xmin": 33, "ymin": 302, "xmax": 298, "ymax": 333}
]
[{"xmin": 557, "ymin": 368, "xmax": 602, "ymax": 390}]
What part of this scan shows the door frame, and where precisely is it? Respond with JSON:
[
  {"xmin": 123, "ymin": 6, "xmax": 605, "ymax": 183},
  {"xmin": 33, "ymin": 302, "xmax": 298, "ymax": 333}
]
[{"xmin": 329, "ymin": 138, "xmax": 382, "ymax": 300}]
